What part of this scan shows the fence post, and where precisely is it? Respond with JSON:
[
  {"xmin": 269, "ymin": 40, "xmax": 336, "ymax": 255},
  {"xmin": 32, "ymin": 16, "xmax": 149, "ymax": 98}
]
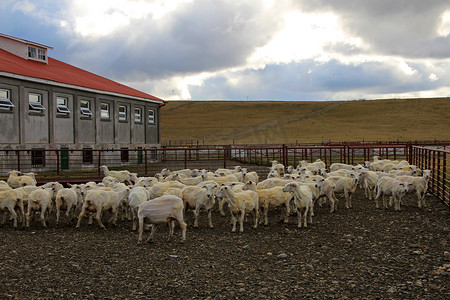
[
  {"xmin": 17, "ymin": 150, "xmax": 21, "ymax": 172},
  {"xmin": 97, "ymin": 150, "xmax": 102, "ymax": 175},
  {"xmin": 144, "ymin": 149, "xmax": 148, "ymax": 176},
  {"xmin": 56, "ymin": 150, "xmax": 60, "ymax": 176},
  {"xmin": 184, "ymin": 149, "xmax": 188, "ymax": 169}
]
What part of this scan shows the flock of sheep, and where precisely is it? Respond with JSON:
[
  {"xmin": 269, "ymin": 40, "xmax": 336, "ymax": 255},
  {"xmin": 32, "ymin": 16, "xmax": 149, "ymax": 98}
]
[{"xmin": 0, "ymin": 156, "xmax": 431, "ymax": 244}]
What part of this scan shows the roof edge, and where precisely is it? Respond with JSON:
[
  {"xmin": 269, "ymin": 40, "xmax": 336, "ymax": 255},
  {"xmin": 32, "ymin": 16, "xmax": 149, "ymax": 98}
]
[
  {"xmin": 0, "ymin": 33, "xmax": 53, "ymax": 49},
  {"xmin": 0, "ymin": 71, "xmax": 166, "ymax": 105}
]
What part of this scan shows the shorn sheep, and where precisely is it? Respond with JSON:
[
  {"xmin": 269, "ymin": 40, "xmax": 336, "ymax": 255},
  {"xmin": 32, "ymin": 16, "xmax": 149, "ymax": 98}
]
[
  {"xmin": 215, "ymin": 185, "xmax": 259, "ymax": 233},
  {"xmin": 282, "ymin": 182, "xmax": 314, "ymax": 228},
  {"xmin": 137, "ymin": 195, "xmax": 187, "ymax": 244},
  {"xmin": 100, "ymin": 165, "xmax": 133, "ymax": 185}
]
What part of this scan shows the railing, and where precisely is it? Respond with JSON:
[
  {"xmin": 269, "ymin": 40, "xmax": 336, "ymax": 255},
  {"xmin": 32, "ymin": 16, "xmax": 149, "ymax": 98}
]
[
  {"xmin": 411, "ymin": 146, "xmax": 449, "ymax": 207},
  {"xmin": 0, "ymin": 143, "xmax": 448, "ymax": 207}
]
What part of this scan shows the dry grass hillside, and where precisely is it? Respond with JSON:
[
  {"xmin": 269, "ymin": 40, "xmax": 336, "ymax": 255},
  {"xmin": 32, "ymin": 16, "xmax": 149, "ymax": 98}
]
[{"xmin": 160, "ymin": 98, "xmax": 450, "ymax": 145}]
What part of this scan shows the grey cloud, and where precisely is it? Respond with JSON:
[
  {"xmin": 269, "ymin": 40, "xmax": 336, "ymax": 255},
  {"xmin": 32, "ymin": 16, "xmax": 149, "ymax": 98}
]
[
  {"xmin": 65, "ymin": 0, "xmax": 283, "ymax": 81},
  {"xmin": 295, "ymin": 0, "xmax": 450, "ymax": 58},
  {"xmin": 189, "ymin": 59, "xmax": 450, "ymax": 100}
]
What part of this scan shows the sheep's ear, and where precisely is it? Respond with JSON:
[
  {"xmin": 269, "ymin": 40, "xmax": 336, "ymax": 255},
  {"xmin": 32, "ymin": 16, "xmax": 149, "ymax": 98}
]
[{"xmin": 68, "ymin": 183, "xmax": 72, "ymax": 187}]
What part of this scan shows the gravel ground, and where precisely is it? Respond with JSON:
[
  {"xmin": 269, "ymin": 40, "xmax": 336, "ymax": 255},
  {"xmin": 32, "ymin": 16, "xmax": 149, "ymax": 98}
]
[{"xmin": 1, "ymin": 191, "xmax": 449, "ymax": 300}]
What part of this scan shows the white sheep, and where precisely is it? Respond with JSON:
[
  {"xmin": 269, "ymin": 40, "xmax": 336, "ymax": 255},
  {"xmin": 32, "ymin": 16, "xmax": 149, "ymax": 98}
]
[
  {"xmin": 182, "ymin": 182, "xmax": 219, "ymax": 228},
  {"xmin": 359, "ymin": 170, "xmax": 379, "ymax": 201},
  {"xmin": 55, "ymin": 184, "xmax": 85, "ymax": 226},
  {"xmin": 282, "ymin": 182, "xmax": 314, "ymax": 228},
  {"xmin": 99, "ymin": 165, "xmax": 133, "ymax": 184},
  {"xmin": 396, "ymin": 170, "xmax": 431, "ymax": 208},
  {"xmin": 76, "ymin": 188, "xmax": 126, "ymax": 229},
  {"xmin": 148, "ymin": 181, "xmax": 186, "ymax": 199},
  {"xmin": 326, "ymin": 174, "xmax": 360, "ymax": 209},
  {"xmin": 257, "ymin": 178, "xmax": 294, "ymax": 190},
  {"xmin": 137, "ymin": 195, "xmax": 187, "ymax": 244},
  {"xmin": 242, "ymin": 183, "xmax": 291, "ymax": 226},
  {"xmin": 241, "ymin": 168, "xmax": 259, "ymax": 184},
  {"xmin": 214, "ymin": 185, "xmax": 259, "ymax": 232},
  {"xmin": 26, "ymin": 188, "xmax": 53, "ymax": 228},
  {"xmin": 7, "ymin": 170, "xmax": 37, "ymax": 188},
  {"xmin": 128, "ymin": 186, "xmax": 151, "ymax": 231},
  {"xmin": 375, "ymin": 177, "xmax": 409, "ymax": 210},
  {"xmin": 0, "ymin": 189, "xmax": 25, "ymax": 228}
]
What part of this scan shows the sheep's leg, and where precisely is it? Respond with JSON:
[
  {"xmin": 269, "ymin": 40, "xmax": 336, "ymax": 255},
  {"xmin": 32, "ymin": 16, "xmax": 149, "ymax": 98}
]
[
  {"xmin": 283, "ymin": 202, "xmax": 290, "ymax": 223},
  {"xmin": 107, "ymin": 208, "xmax": 119, "ymax": 226},
  {"xmin": 207, "ymin": 209, "xmax": 213, "ymax": 228},
  {"xmin": 137, "ymin": 217, "xmax": 144, "ymax": 244},
  {"xmin": 303, "ymin": 207, "xmax": 308, "ymax": 228},
  {"xmin": 146, "ymin": 224, "xmax": 157, "ymax": 243},
  {"xmin": 25, "ymin": 204, "xmax": 32, "ymax": 228},
  {"xmin": 253, "ymin": 209, "xmax": 259, "ymax": 229},
  {"xmin": 239, "ymin": 211, "xmax": 245, "ymax": 232},
  {"xmin": 344, "ymin": 190, "xmax": 350, "ymax": 209},
  {"xmin": 218, "ymin": 199, "xmax": 226, "ymax": 216},
  {"xmin": 56, "ymin": 200, "xmax": 62, "ymax": 226},
  {"xmin": 167, "ymin": 221, "xmax": 174, "ymax": 242},
  {"xmin": 264, "ymin": 205, "xmax": 269, "ymax": 226},
  {"xmin": 8, "ymin": 207, "xmax": 18, "ymax": 228},
  {"xmin": 297, "ymin": 208, "xmax": 302, "ymax": 228},
  {"xmin": 179, "ymin": 220, "xmax": 187, "ymax": 243},
  {"xmin": 39, "ymin": 206, "xmax": 47, "ymax": 228},
  {"xmin": 76, "ymin": 205, "xmax": 88, "ymax": 228},
  {"xmin": 193, "ymin": 206, "xmax": 200, "ymax": 228},
  {"xmin": 95, "ymin": 209, "xmax": 106, "ymax": 230},
  {"xmin": 308, "ymin": 206, "xmax": 313, "ymax": 224},
  {"xmin": 231, "ymin": 213, "xmax": 237, "ymax": 232},
  {"xmin": 132, "ymin": 208, "xmax": 138, "ymax": 231}
]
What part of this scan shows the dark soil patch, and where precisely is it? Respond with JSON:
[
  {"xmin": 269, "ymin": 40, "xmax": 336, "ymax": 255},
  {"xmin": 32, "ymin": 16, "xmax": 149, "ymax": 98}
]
[{"xmin": 1, "ymin": 191, "xmax": 449, "ymax": 299}]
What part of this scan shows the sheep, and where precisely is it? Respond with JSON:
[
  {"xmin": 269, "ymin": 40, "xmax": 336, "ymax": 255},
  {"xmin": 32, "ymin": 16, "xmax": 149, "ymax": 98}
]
[
  {"xmin": 55, "ymin": 184, "xmax": 85, "ymax": 226},
  {"xmin": 99, "ymin": 165, "xmax": 133, "ymax": 185},
  {"xmin": 102, "ymin": 176, "xmax": 118, "ymax": 187},
  {"xmin": 0, "ymin": 189, "xmax": 25, "ymax": 228},
  {"xmin": 375, "ymin": 177, "xmax": 409, "ymax": 210},
  {"xmin": 182, "ymin": 182, "xmax": 219, "ymax": 228},
  {"xmin": 7, "ymin": 170, "xmax": 37, "ymax": 188},
  {"xmin": 282, "ymin": 182, "xmax": 314, "ymax": 228},
  {"xmin": 128, "ymin": 186, "xmax": 151, "ymax": 231},
  {"xmin": 212, "ymin": 174, "xmax": 239, "ymax": 185},
  {"xmin": 215, "ymin": 185, "xmax": 259, "ymax": 232},
  {"xmin": 242, "ymin": 183, "xmax": 291, "ymax": 226},
  {"xmin": 329, "ymin": 163, "xmax": 355, "ymax": 172},
  {"xmin": 326, "ymin": 174, "xmax": 360, "ymax": 209},
  {"xmin": 267, "ymin": 161, "xmax": 285, "ymax": 179},
  {"xmin": 315, "ymin": 178, "xmax": 339, "ymax": 213},
  {"xmin": 137, "ymin": 195, "xmax": 187, "ymax": 244},
  {"xmin": 163, "ymin": 187, "xmax": 183, "ymax": 198},
  {"xmin": 241, "ymin": 168, "xmax": 259, "ymax": 184},
  {"xmin": 204, "ymin": 181, "xmax": 243, "ymax": 216},
  {"xmin": 26, "ymin": 188, "xmax": 53, "ymax": 228},
  {"xmin": 76, "ymin": 188, "xmax": 126, "ymax": 229},
  {"xmin": 148, "ymin": 181, "xmax": 186, "ymax": 199},
  {"xmin": 134, "ymin": 177, "xmax": 158, "ymax": 188},
  {"xmin": 257, "ymin": 178, "xmax": 294, "ymax": 190},
  {"xmin": 359, "ymin": 170, "xmax": 379, "ymax": 201},
  {"xmin": 396, "ymin": 170, "xmax": 431, "ymax": 208}
]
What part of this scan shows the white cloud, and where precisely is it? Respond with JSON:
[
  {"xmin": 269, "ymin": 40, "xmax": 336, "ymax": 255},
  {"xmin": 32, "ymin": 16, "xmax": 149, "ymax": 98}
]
[
  {"xmin": 438, "ymin": 10, "xmax": 450, "ymax": 37},
  {"xmin": 429, "ymin": 73, "xmax": 439, "ymax": 81}
]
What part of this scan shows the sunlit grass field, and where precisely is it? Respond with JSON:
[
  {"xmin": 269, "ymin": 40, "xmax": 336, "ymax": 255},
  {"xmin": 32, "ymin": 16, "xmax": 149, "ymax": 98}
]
[{"xmin": 160, "ymin": 98, "xmax": 450, "ymax": 145}]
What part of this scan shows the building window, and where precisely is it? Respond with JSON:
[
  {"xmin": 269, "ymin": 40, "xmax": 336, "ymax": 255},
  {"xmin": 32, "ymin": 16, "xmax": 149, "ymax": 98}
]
[
  {"xmin": 31, "ymin": 149, "xmax": 45, "ymax": 167},
  {"xmin": 121, "ymin": 148, "xmax": 129, "ymax": 162},
  {"xmin": 118, "ymin": 105, "xmax": 127, "ymax": 122},
  {"xmin": 0, "ymin": 89, "xmax": 14, "ymax": 111},
  {"xmin": 28, "ymin": 46, "xmax": 36, "ymax": 58},
  {"xmin": 134, "ymin": 107, "xmax": 142, "ymax": 123},
  {"xmin": 56, "ymin": 97, "xmax": 70, "ymax": 115},
  {"xmin": 38, "ymin": 49, "xmax": 46, "ymax": 60},
  {"xmin": 148, "ymin": 109, "xmax": 155, "ymax": 125},
  {"xmin": 29, "ymin": 93, "xmax": 45, "ymax": 113},
  {"xmin": 80, "ymin": 100, "xmax": 93, "ymax": 118},
  {"xmin": 82, "ymin": 148, "xmax": 93, "ymax": 164},
  {"xmin": 100, "ymin": 102, "xmax": 110, "ymax": 120}
]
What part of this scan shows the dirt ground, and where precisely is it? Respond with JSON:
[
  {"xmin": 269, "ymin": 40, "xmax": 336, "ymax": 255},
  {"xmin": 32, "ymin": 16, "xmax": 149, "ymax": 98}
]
[{"xmin": 1, "ymin": 190, "xmax": 449, "ymax": 300}]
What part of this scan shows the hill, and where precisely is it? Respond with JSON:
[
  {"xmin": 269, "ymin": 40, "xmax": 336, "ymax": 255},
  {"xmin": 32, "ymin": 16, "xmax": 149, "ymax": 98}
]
[{"xmin": 160, "ymin": 98, "xmax": 450, "ymax": 145}]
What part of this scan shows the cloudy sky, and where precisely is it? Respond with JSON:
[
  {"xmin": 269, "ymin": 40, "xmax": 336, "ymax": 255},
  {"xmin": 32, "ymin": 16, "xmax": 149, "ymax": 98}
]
[{"xmin": 1, "ymin": 0, "xmax": 450, "ymax": 101}]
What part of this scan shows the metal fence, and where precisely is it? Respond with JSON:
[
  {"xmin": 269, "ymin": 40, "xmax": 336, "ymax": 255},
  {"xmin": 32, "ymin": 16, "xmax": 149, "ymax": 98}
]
[
  {"xmin": 0, "ymin": 142, "xmax": 449, "ymax": 207},
  {"xmin": 411, "ymin": 146, "xmax": 449, "ymax": 207}
]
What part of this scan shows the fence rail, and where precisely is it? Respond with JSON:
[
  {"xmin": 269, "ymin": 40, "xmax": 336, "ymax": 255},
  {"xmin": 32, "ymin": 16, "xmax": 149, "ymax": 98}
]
[
  {"xmin": 0, "ymin": 142, "xmax": 448, "ymax": 206},
  {"xmin": 411, "ymin": 146, "xmax": 449, "ymax": 207}
]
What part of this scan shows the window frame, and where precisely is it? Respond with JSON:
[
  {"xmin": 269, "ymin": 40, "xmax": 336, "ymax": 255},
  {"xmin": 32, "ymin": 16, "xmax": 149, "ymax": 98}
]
[
  {"xmin": 80, "ymin": 99, "xmax": 93, "ymax": 119},
  {"xmin": 37, "ymin": 48, "xmax": 46, "ymax": 60},
  {"xmin": 100, "ymin": 102, "xmax": 110, "ymax": 120},
  {"xmin": 56, "ymin": 96, "xmax": 70, "ymax": 116},
  {"xmin": 148, "ymin": 109, "xmax": 156, "ymax": 125},
  {"xmin": 0, "ymin": 89, "xmax": 14, "ymax": 111},
  {"xmin": 134, "ymin": 107, "xmax": 142, "ymax": 123},
  {"xmin": 118, "ymin": 105, "xmax": 127, "ymax": 122},
  {"xmin": 28, "ymin": 46, "xmax": 36, "ymax": 59},
  {"xmin": 29, "ymin": 93, "xmax": 45, "ymax": 114},
  {"xmin": 82, "ymin": 148, "xmax": 93, "ymax": 164}
]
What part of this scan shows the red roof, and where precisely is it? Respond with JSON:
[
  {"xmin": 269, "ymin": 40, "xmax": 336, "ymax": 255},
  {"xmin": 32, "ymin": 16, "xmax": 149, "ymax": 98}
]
[{"xmin": 0, "ymin": 49, "xmax": 165, "ymax": 104}]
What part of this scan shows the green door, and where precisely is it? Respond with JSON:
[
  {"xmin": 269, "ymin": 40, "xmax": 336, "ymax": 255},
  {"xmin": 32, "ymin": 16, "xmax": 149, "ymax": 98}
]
[
  {"xmin": 61, "ymin": 149, "xmax": 69, "ymax": 170},
  {"xmin": 137, "ymin": 148, "xmax": 143, "ymax": 164}
]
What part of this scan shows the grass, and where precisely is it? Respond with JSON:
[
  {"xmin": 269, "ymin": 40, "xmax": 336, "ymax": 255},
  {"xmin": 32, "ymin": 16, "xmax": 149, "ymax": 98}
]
[{"xmin": 160, "ymin": 98, "xmax": 450, "ymax": 145}]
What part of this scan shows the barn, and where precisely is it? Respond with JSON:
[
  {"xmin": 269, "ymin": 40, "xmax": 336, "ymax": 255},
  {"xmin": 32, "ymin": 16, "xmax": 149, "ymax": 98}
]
[{"xmin": 0, "ymin": 33, "xmax": 165, "ymax": 172}]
